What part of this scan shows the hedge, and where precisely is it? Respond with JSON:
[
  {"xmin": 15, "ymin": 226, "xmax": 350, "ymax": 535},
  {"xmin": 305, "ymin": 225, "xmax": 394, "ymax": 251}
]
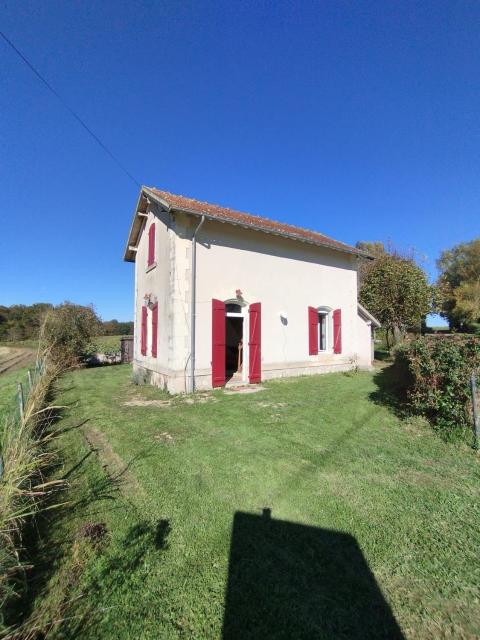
[{"xmin": 394, "ymin": 336, "xmax": 480, "ymax": 437}]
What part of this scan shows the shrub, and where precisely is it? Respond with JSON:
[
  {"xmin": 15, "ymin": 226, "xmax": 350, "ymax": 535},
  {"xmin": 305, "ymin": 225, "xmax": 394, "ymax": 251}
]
[
  {"xmin": 395, "ymin": 336, "xmax": 480, "ymax": 438},
  {"xmin": 40, "ymin": 302, "xmax": 103, "ymax": 366},
  {"xmin": 468, "ymin": 322, "xmax": 480, "ymax": 336},
  {"xmin": 0, "ymin": 356, "xmax": 65, "ymax": 633}
]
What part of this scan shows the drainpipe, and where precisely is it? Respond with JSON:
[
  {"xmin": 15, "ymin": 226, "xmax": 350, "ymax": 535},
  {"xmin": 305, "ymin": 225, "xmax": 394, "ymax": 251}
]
[{"xmin": 190, "ymin": 215, "xmax": 205, "ymax": 393}]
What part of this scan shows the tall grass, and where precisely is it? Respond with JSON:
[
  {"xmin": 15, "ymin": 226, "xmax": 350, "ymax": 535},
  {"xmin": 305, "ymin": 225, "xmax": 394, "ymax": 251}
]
[{"xmin": 0, "ymin": 351, "xmax": 66, "ymax": 635}]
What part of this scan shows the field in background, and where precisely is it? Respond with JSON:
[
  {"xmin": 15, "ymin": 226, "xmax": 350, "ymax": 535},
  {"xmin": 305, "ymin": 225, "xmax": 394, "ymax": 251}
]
[
  {"xmin": 0, "ymin": 347, "xmax": 35, "ymax": 425},
  {"xmin": 17, "ymin": 364, "xmax": 480, "ymax": 639},
  {"xmin": 0, "ymin": 335, "xmax": 128, "ymax": 355},
  {"xmin": 87, "ymin": 334, "xmax": 128, "ymax": 353}
]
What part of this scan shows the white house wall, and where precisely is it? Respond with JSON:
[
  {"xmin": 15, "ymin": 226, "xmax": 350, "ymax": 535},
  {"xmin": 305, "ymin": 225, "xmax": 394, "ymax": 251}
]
[
  {"xmin": 356, "ymin": 313, "xmax": 373, "ymax": 366},
  {"xmin": 134, "ymin": 203, "xmax": 173, "ymax": 376},
  {"xmin": 191, "ymin": 219, "xmax": 363, "ymax": 390},
  {"xmin": 133, "ymin": 211, "xmax": 373, "ymax": 393}
]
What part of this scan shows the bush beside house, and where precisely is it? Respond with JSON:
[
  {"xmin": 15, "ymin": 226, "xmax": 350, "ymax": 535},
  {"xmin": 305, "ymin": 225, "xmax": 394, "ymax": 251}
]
[{"xmin": 395, "ymin": 336, "xmax": 480, "ymax": 438}]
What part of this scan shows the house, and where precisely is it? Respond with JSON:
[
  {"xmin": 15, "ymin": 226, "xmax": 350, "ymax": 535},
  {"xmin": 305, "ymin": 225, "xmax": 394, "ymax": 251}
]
[{"xmin": 124, "ymin": 187, "xmax": 380, "ymax": 394}]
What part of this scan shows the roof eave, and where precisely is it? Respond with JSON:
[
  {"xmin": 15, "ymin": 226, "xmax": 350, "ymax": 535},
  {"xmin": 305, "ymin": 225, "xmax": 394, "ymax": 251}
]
[
  {"xmin": 168, "ymin": 204, "xmax": 372, "ymax": 260},
  {"xmin": 124, "ymin": 186, "xmax": 374, "ymax": 262},
  {"xmin": 357, "ymin": 302, "xmax": 381, "ymax": 328},
  {"xmin": 123, "ymin": 187, "xmax": 172, "ymax": 262}
]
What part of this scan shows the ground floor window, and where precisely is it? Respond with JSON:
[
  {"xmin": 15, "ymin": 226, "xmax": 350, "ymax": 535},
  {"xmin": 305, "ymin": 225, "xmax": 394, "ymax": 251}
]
[
  {"xmin": 318, "ymin": 312, "xmax": 328, "ymax": 351},
  {"xmin": 317, "ymin": 307, "xmax": 333, "ymax": 352}
]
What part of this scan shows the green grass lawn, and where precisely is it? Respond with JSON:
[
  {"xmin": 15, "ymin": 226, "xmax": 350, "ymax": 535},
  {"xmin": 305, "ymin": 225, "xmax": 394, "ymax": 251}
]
[{"xmin": 16, "ymin": 365, "xmax": 480, "ymax": 639}]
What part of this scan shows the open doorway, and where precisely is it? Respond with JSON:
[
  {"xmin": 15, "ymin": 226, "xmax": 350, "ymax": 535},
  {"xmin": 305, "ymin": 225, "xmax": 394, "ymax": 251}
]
[{"xmin": 225, "ymin": 303, "xmax": 244, "ymax": 382}]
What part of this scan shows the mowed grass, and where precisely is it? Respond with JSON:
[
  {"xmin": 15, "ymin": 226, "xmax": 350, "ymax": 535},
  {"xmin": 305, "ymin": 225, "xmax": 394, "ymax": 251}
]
[{"xmin": 22, "ymin": 365, "xmax": 480, "ymax": 639}]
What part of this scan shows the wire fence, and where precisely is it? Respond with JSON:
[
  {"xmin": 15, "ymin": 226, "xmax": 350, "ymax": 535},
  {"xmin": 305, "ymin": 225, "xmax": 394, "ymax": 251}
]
[
  {"xmin": 472, "ymin": 373, "xmax": 480, "ymax": 450},
  {"xmin": 0, "ymin": 357, "xmax": 46, "ymax": 481},
  {"xmin": 15, "ymin": 357, "xmax": 46, "ymax": 420}
]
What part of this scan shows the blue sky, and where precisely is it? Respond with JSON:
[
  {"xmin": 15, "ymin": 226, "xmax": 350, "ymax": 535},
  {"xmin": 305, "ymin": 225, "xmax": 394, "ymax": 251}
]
[{"xmin": 1, "ymin": 1, "xmax": 478, "ymax": 322}]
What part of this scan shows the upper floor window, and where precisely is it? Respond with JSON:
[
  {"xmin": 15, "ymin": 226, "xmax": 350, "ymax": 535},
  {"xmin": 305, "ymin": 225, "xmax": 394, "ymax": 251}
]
[{"xmin": 147, "ymin": 223, "xmax": 156, "ymax": 267}]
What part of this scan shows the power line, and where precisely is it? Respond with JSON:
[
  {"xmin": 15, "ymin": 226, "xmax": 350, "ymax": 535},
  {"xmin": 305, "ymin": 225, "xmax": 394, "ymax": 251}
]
[{"xmin": 1, "ymin": 31, "xmax": 141, "ymax": 188}]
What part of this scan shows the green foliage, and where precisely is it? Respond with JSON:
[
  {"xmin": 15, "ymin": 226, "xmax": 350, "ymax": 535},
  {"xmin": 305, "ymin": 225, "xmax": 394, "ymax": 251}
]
[
  {"xmin": 395, "ymin": 336, "xmax": 480, "ymax": 437},
  {"xmin": 41, "ymin": 302, "xmax": 103, "ymax": 366},
  {"xmin": 102, "ymin": 319, "xmax": 133, "ymax": 336},
  {"xmin": 0, "ymin": 303, "xmax": 53, "ymax": 342},
  {"xmin": 436, "ymin": 238, "xmax": 480, "ymax": 329},
  {"xmin": 0, "ymin": 303, "xmax": 132, "ymax": 345},
  {"xmin": 355, "ymin": 240, "xmax": 387, "ymax": 258},
  {"xmin": 359, "ymin": 254, "xmax": 432, "ymax": 347},
  {"xmin": 355, "ymin": 241, "xmax": 387, "ymax": 288}
]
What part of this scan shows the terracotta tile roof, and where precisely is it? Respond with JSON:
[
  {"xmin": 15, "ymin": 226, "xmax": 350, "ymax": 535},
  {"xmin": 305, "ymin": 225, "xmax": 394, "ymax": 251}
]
[{"xmin": 146, "ymin": 187, "xmax": 369, "ymax": 259}]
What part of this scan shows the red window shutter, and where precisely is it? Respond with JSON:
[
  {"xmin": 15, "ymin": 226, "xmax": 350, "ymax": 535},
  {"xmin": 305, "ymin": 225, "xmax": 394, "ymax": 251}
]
[
  {"xmin": 249, "ymin": 302, "xmax": 261, "ymax": 384},
  {"xmin": 151, "ymin": 304, "xmax": 158, "ymax": 358},
  {"xmin": 141, "ymin": 306, "xmax": 147, "ymax": 356},
  {"xmin": 333, "ymin": 308, "xmax": 342, "ymax": 354},
  {"xmin": 308, "ymin": 306, "xmax": 319, "ymax": 355},
  {"xmin": 147, "ymin": 223, "xmax": 155, "ymax": 267},
  {"xmin": 212, "ymin": 299, "xmax": 226, "ymax": 387}
]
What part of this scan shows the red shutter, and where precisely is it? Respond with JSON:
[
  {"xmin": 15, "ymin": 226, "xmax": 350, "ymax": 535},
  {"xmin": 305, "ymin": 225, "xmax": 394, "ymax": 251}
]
[
  {"xmin": 249, "ymin": 302, "xmax": 261, "ymax": 384},
  {"xmin": 141, "ymin": 306, "xmax": 147, "ymax": 356},
  {"xmin": 333, "ymin": 308, "xmax": 342, "ymax": 354},
  {"xmin": 308, "ymin": 306, "xmax": 318, "ymax": 355},
  {"xmin": 212, "ymin": 299, "xmax": 226, "ymax": 387},
  {"xmin": 147, "ymin": 223, "xmax": 155, "ymax": 267},
  {"xmin": 151, "ymin": 304, "xmax": 158, "ymax": 358}
]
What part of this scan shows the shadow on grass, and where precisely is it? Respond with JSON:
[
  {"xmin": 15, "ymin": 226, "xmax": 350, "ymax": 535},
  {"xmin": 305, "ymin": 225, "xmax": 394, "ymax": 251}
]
[
  {"xmin": 374, "ymin": 348, "xmax": 393, "ymax": 362},
  {"xmin": 369, "ymin": 362, "xmax": 409, "ymax": 418},
  {"xmin": 223, "ymin": 509, "xmax": 404, "ymax": 640}
]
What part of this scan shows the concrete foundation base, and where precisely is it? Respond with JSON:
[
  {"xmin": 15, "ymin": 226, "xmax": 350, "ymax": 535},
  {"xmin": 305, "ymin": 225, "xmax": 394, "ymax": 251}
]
[{"xmin": 133, "ymin": 358, "xmax": 364, "ymax": 395}]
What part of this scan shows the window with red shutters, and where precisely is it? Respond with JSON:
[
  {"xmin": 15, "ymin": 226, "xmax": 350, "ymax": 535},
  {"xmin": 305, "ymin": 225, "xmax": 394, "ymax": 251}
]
[
  {"xmin": 147, "ymin": 223, "xmax": 155, "ymax": 267},
  {"xmin": 141, "ymin": 306, "xmax": 147, "ymax": 356},
  {"xmin": 151, "ymin": 304, "xmax": 158, "ymax": 358},
  {"xmin": 249, "ymin": 302, "xmax": 261, "ymax": 383},
  {"xmin": 308, "ymin": 306, "xmax": 319, "ymax": 355},
  {"xmin": 333, "ymin": 309, "xmax": 342, "ymax": 354}
]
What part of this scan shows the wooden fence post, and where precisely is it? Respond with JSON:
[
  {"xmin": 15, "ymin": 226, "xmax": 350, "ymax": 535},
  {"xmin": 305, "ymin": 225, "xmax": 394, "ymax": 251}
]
[
  {"xmin": 472, "ymin": 373, "xmax": 479, "ymax": 450},
  {"xmin": 27, "ymin": 369, "xmax": 33, "ymax": 391},
  {"xmin": 17, "ymin": 382, "xmax": 24, "ymax": 421}
]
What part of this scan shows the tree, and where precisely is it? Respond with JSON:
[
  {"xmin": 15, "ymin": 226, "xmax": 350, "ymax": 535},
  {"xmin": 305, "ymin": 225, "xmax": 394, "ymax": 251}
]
[
  {"xmin": 355, "ymin": 241, "xmax": 387, "ymax": 259},
  {"xmin": 355, "ymin": 241, "xmax": 387, "ymax": 289},
  {"xmin": 40, "ymin": 302, "xmax": 103, "ymax": 365},
  {"xmin": 359, "ymin": 253, "xmax": 432, "ymax": 348},
  {"xmin": 449, "ymin": 280, "xmax": 480, "ymax": 327},
  {"xmin": 436, "ymin": 238, "xmax": 480, "ymax": 329}
]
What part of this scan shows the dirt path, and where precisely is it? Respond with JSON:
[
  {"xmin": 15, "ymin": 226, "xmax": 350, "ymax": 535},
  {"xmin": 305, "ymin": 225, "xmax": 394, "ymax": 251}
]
[
  {"xmin": 0, "ymin": 348, "xmax": 35, "ymax": 375},
  {"xmin": 82, "ymin": 424, "xmax": 145, "ymax": 497}
]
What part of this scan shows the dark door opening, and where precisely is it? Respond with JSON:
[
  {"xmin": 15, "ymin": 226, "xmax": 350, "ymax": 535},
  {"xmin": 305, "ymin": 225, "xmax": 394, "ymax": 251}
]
[{"xmin": 225, "ymin": 316, "xmax": 243, "ymax": 381}]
